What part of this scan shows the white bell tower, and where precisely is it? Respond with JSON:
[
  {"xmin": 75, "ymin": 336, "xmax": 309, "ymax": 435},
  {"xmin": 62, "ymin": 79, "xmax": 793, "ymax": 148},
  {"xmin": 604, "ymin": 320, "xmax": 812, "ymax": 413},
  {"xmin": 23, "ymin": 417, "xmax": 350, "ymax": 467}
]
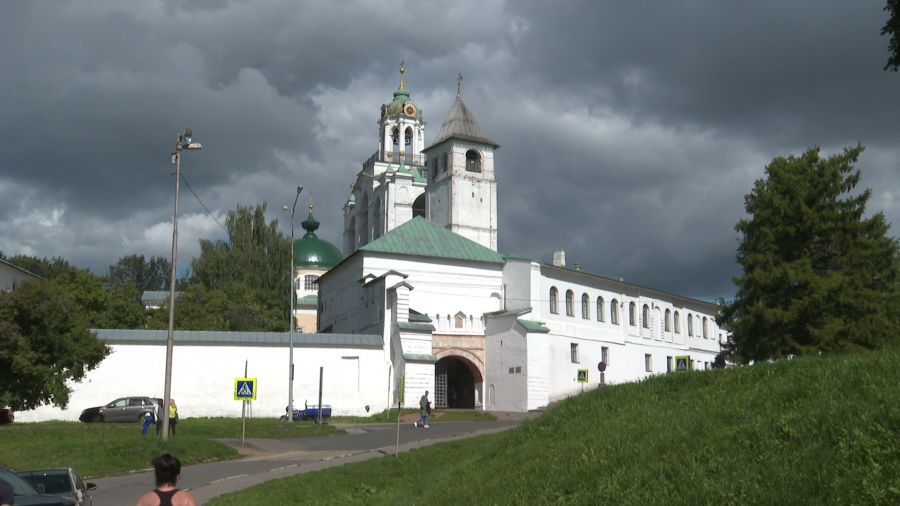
[{"xmin": 423, "ymin": 75, "xmax": 499, "ymax": 251}]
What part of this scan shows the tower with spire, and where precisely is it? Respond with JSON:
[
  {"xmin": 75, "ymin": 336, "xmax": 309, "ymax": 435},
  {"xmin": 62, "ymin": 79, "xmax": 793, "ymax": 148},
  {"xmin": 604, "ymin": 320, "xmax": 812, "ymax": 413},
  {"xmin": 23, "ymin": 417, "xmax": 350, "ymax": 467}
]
[{"xmin": 423, "ymin": 73, "xmax": 500, "ymax": 251}]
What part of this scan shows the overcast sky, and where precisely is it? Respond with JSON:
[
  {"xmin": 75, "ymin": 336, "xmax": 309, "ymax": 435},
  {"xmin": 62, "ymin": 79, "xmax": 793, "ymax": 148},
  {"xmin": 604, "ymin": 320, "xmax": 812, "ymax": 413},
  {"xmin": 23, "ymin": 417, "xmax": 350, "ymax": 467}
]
[{"xmin": 1, "ymin": 1, "xmax": 897, "ymax": 300}]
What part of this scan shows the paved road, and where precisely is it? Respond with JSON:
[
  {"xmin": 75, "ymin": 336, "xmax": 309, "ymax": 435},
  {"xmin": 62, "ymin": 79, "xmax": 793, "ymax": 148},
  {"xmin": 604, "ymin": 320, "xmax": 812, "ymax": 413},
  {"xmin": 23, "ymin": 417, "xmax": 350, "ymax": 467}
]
[{"xmin": 90, "ymin": 419, "xmax": 525, "ymax": 505}]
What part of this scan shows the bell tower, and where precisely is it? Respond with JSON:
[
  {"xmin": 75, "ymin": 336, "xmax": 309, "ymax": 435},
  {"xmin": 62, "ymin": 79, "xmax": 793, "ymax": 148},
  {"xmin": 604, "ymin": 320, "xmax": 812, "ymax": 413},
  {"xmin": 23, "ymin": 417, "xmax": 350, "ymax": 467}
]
[
  {"xmin": 342, "ymin": 62, "xmax": 429, "ymax": 255},
  {"xmin": 423, "ymin": 75, "xmax": 499, "ymax": 251}
]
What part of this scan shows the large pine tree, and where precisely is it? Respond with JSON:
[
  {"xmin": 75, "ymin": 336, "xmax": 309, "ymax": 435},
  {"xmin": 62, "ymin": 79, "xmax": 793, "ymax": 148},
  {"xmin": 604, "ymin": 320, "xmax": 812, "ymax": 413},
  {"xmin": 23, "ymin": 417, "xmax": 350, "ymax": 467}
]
[{"xmin": 720, "ymin": 145, "xmax": 900, "ymax": 362}]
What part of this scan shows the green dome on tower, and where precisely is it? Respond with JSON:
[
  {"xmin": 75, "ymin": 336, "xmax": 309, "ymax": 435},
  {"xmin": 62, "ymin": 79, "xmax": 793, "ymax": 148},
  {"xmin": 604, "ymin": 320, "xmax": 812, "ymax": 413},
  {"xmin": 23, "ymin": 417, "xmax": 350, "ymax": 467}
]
[{"xmin": 293, "ymin": 206, "xmax": 342, "ymax": 269}]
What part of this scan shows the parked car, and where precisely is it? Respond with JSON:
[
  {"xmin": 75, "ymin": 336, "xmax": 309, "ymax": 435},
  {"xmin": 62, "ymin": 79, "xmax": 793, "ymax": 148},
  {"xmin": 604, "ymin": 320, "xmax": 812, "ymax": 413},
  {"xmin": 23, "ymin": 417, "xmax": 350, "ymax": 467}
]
[
  {"xmin": 0, "ymin": 407, "xmax": 13, "ymax": 424},
  {"xmin": 78, "ymin": 397, "xmax": 158, "ymax": 423},
  {"xmin": 0, "ymin": 467, "xmax": 77, "ymax": 506},
  {"xmin": 17, "ymin": 469, "xmax": 96, "ymax": 506}
]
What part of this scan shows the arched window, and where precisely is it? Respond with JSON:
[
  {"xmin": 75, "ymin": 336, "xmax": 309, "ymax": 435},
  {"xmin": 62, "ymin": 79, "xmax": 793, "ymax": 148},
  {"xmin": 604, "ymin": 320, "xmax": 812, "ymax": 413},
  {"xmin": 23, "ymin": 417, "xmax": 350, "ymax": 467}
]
[
  {"xmin": 465, "ymin": 149, "xmax": 482, "ymax": 172},
  {"xmin": 610, "ymin": 299, "xmax": 619, "ymax": 325},
  {"xmin": 304, "ymin": 275, "xmax": 319, "ymax": 291},
  {"xmin": 549, "ymin": 287, "xmax": 558, "ymax": 314},
  {"xmin": 642, "ymin": 304, "xmax": 650, "ymax": 329},
  {"xmin": 703, "ymin": 317, "xmax": 709, "ymax": 339},
  {"xmin": 412, "ymin": 194, "xmax": 426, "ymax": 218},
  {"xmin": 581, "ymin": 293, "xmax": 590, "ymax": 319},
  {"xmin": 674, "ymin": 311, "xmax": 681, "ymax": 334},
  {"xmin": 664, "ymin": 309, "xmax": 671, "ymax": 332},
  {"xmin": 404, "ymin": 126, "xmax": 413, "ymax": 146},
  {"xmin": 629, "ymin": 302, "xmax": 636, "ymax": 326},
  {"xmin": 391, "ymin": 127, "xmax": 399, "ymax": 145},
  {"xmin": 597, "ymin": 296, "xmax": 605, "ymax": 322},
  {"xmin": 687, "ymin": 314, "xmax": 694, "ymax": 336},
  {"xmin": 565, "ymin": 290, "xmax": 575, "ymax": 316}
]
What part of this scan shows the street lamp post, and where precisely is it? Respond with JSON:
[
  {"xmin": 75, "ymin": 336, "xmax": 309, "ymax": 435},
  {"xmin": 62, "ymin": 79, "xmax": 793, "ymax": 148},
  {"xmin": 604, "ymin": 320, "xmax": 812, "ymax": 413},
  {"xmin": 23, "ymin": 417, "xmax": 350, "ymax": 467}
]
[
  {"xmin": 161, "ymin": 128, "xmax": 201, "ymax": 442},
  {"xmin": 283, "ymin": 186, "xmax": 303, "ymax": 422}
]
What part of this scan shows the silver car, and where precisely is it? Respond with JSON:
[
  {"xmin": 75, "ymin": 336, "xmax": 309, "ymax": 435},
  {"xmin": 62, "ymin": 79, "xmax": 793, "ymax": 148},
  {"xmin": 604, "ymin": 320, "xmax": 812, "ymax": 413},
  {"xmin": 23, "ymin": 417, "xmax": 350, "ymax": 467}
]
[{"xmin": 78, "ymin": 397, "xmax": 158, "ymax": 423}]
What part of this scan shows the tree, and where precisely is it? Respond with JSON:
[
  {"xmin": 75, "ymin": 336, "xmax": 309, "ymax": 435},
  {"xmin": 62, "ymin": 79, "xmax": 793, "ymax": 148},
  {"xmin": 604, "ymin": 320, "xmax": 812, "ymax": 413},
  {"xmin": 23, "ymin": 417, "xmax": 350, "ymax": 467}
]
[
  {"xmin": 0, "ymin": 280, "xmax": 109, "ymax": 410},
  {"xmin": 719, "ymin": 145, "xmax": 900, "ymax": 363},
  {"xmin": 108, "ymin": 254, "xmax": 171, "ymax": 295},
  {"xmin": 885, "ymin": 0, "xmax": 900, "ymax": 71}
]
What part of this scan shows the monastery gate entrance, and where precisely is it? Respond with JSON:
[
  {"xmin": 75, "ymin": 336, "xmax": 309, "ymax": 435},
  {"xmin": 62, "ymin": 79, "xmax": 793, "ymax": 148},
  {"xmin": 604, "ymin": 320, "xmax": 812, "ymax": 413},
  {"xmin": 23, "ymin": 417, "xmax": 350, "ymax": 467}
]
[{"xmin": 432, "ymin": 335, "xmax": 485, "ymax": 409}]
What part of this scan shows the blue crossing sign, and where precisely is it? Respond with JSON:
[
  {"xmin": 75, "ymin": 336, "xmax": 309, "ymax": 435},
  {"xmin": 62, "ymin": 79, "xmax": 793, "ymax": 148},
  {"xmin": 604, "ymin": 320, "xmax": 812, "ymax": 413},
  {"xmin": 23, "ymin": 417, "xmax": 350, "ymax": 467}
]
[{"xmin": 234, "ymin": 377, "xmax": 257, "ymax": 401}]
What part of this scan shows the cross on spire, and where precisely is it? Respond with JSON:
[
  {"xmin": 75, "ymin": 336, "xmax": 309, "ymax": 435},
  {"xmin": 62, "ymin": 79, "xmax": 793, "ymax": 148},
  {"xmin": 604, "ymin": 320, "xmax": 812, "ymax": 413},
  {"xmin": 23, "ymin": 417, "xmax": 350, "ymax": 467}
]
[
  {"xmin": 457, "ymin": 73, "xmax": 463, "ymax": 98},
  {"xmin": 399, "ymin": 59, "xmax": 406, "ymax": 91}
]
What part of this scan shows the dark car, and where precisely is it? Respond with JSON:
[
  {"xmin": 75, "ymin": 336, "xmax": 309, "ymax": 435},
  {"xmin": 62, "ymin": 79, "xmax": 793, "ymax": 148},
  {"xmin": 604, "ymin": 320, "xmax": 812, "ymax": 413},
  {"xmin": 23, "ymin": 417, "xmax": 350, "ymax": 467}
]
[
  {"xmin": 0, "ymin": 407, "xmax": 13, "ymax": 424},
  {"xmin": 0, "ymin": 467, "xmax": 77, "ymax": 506},
  {"xmin": 18, "ymin": 468, "xmax": 96, "ymax": 506},
  {"xmin": 78, "ymin": 396, "xmax": 158, "ymax": 423}
]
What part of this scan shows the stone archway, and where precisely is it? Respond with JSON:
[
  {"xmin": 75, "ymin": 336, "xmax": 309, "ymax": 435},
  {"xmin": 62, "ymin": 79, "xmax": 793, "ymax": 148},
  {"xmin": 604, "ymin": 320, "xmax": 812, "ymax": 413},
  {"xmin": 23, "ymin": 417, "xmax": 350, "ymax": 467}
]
[{"xmin": 434, "ymin": 354, "xmax": 483, "ymax": 409}]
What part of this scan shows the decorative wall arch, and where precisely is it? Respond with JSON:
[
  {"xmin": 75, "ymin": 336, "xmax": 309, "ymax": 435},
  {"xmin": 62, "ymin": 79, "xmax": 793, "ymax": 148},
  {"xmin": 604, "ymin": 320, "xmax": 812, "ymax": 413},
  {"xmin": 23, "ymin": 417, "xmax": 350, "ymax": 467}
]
[{"xmin": 433, "ymin": 347, "xmax": 484, "ymax": 382}]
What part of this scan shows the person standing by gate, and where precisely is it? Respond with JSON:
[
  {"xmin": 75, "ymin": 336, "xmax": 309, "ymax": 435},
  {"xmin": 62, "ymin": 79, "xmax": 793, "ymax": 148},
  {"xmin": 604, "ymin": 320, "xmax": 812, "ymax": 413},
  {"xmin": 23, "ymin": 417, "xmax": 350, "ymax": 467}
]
[{"xmin": 414, "ymin": 390, "xmax": 431, "ymax": 429}]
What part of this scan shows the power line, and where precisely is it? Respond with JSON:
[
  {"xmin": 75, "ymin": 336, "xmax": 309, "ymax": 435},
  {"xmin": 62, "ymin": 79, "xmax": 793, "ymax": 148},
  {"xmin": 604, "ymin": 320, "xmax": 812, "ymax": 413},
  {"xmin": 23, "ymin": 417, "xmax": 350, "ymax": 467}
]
[{"xmin": 178, "ymin": 172, "xmax": 228, "ymax": 236}]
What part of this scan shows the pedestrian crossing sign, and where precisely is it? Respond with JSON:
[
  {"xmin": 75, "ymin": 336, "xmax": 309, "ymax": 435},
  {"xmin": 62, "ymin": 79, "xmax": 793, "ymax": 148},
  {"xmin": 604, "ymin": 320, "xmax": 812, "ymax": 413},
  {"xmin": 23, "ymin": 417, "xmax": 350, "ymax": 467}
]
[{"xmin": 234, "ymin": 377, "xmax": 257, "ymax": 400}]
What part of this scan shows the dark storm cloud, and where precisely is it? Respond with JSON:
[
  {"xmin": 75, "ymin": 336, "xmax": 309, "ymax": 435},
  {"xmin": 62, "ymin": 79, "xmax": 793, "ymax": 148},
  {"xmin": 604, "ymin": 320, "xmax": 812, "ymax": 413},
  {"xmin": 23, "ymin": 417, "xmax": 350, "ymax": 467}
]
[{"xmin": 0, "ymin": 0, "xmax": 896, "ymax": 300}]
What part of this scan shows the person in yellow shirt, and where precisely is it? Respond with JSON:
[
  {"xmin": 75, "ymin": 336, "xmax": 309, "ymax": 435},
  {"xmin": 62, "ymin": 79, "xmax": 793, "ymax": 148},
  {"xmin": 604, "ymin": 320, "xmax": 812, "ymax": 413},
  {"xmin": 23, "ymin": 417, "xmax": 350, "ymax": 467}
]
[{"xmin": 168, "ymin": 399, "xmax": 178, "ymax": 435}]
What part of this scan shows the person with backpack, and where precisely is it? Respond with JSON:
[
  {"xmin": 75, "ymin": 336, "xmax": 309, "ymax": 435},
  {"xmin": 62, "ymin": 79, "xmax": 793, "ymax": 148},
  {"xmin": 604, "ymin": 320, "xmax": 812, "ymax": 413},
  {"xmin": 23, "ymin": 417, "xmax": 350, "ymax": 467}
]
[{"xmin": 413, "ymin": 390, "xmax": 431, "ymax": 429}]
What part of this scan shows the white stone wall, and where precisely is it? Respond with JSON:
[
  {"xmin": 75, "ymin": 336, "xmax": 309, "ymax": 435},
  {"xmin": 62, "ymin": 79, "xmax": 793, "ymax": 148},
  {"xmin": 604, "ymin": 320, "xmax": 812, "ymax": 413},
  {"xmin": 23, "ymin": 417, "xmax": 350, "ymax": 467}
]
[
  {"xmin": 525, "ymin": 332, "xmax": 550, "ymax": 411},
  {"xmin": 484, "ymin": 317, "xmax": 528, "ymax": 412},
  {"xmin": 16, "ymin": 343, "xmax": 391, "ymax": 422},
  {"xmin": 402, "ymin": 362, "xmax": 435, "ymax": 410}
]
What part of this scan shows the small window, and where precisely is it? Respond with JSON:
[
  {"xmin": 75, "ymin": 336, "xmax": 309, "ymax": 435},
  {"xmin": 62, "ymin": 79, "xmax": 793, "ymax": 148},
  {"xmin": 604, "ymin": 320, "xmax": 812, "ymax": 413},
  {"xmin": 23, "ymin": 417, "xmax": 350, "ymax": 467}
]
[
  {"xmin": 610, "ymin": 300, "xmax": 619, "ymax": 325},
  {"xmin": 571, "ymin": 343, "xmax": 579, "ymax": 363},
  {"xmin": 515, "ymin": 366, "xmax": 522, "ymax": 373},
  {"xmin": 703, "ymin": 317, "xmax": 709, "ymax": 339},
  {"xmin": 455, "ymin": 313, "xmax": 466, "ymax": 329},
  {"xmin": 597, "ymin": 297, "xmax": 605, "ymax": 322},
  {"xmin": 509, "ymin": 367, "xmax": 515, "ymax": 374},
  {"xmin": 664, "ymin": 309, "xmax": 671, "ymax": 332},
  {"xmin": 304, "ymin": 275, "xmax": 319, "ymax": 291},
  {"xmin": 688, "ymin": 314, "xmax": 694, "ymax": 336},
  {"xmin": 629, "ymin": 302, "xmax": 636, "ymax": 326},
  {"xmin": 431, "ymin": 159, "xmax": 438, "ymax": 181},
  {"xmin": 644, "ymin": 354, "xmax": 652, "ymax": 372},
  {"xmin": 581, "ymin": 293, "xmax": 590, "ymax": 319},
  {"xmin": 549, "ymin": 287, "xmax": 559, "ymax": 314},
  {"xmin": 642, "ymin": 304, "xmax": 650, "ymax": 329},
  {"xmin": 674, "ymin": 311, "xmax": 681, "ymax": 333},
  {"xmin": 442, "ymin": 152, "xmax": 449, "ymax": 172},
  {"xmin": 465, "ymin": 149, "xmax": 482, "ymax": 172},
  {"xmin": 601, "ymin": 346, "xmax": 609, "ymax": 365},
  {"xmin": 667, "ymin": 356, "xmax": 673, "ymax": 372},
  {"xmin": 566, "ymin": 290, "xmax": 574, "ymax": 317}
]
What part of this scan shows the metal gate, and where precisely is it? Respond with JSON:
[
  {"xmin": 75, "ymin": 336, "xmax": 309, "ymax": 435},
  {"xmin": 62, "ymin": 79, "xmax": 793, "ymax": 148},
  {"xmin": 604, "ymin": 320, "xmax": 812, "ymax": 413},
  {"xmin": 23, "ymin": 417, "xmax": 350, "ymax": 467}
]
[{"xmin": 434, "ymin": 360, "xmax": 448, "ymax": 408}]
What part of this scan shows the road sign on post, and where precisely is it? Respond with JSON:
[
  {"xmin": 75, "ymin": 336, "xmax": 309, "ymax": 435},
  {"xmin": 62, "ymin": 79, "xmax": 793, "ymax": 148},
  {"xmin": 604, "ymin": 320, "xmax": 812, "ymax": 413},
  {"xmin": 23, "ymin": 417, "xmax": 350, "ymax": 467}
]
[
  {"xmin": 234, "ymin": 377, "xmax": 257, "ymax": 400},
  {"xmin": 675, "ymin": 356, "xmax": 690, "ymax": 372},
  {"xmin": 577, "ymin": 369, "xmax": 589, "ymax": 383}
]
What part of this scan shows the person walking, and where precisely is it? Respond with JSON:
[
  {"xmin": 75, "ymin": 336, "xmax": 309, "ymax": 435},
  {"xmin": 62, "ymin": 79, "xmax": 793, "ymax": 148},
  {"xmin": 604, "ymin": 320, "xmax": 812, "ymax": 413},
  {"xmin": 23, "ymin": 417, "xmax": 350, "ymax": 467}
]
[
  {"xmin": 413, "ymin": 390, "xmax": 431, "ymax": 429},
  {"xmin": 141, "ymin": 411, "xmax": 155, "ymax": 436},
  {"xmin": 135, "ymin": 453, "xmax": 197, "ymax": 506}
]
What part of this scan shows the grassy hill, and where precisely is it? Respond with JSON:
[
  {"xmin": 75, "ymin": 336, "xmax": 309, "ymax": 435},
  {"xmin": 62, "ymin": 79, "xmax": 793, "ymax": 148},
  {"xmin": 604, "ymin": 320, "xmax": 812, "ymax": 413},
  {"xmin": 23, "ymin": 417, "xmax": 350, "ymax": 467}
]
[{"xmin": 211, "ymin": 346, "xmax": 900, "ymax": 505}]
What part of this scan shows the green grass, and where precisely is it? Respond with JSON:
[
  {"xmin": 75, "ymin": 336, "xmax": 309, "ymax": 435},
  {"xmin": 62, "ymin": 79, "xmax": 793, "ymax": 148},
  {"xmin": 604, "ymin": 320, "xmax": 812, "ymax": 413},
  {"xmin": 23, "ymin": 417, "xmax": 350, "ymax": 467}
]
[
  {"xmin": 0, "ymin": 417, "xmax": 340, "ymax": 477},
  {"xmin": 210, "ymin": 346, "xmax": 900, "ymax": 505}
]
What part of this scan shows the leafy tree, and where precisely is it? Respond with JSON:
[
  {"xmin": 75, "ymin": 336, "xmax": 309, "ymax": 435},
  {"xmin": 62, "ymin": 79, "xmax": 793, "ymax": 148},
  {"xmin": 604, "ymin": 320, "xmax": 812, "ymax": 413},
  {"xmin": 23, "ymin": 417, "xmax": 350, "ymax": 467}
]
[
  {"xmin": 1, "ymin": 254, "xmax": 75, "ymax": 280},
  {"xmin": 108, "ymin": 254, "xmax": 171, "ymax": 295},
  {"xmin": 719, "ymin": 145, "xmax": 900, "ymax": 362},
  {"xmin": 0, "ymin": 280, "xmax": 109, "ymax": 410},
  {"xmin": 885, "ymin": 0, "xmax": 900, "ymax": 71}
]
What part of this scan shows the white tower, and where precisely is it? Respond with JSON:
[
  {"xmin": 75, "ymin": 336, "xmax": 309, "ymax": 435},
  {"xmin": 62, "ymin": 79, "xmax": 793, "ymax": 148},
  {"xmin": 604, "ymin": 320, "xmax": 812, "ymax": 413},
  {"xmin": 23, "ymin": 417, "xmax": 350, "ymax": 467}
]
[
  {"xmin": 423, "ymin": 75, "xmax": 499, "ymax": 251},
  {"xmin": 342, "ymin": 62, "xmax": 428, "ymax": 254}
]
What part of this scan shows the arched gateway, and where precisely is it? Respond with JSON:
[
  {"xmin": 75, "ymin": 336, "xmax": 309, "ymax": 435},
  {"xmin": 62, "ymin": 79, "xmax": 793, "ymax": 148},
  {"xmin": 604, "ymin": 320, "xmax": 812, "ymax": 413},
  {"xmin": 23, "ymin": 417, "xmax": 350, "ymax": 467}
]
[{"xmin": 434, "ymin": 353, "xmax": 483, "ymax": 409}]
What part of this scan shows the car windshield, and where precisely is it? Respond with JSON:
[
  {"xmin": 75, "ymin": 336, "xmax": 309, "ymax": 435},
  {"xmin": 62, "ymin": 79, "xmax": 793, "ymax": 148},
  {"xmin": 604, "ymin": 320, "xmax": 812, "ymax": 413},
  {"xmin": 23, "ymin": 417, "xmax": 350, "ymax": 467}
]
[
  {"xmin": 0, "ymin": 468, "xmax": 40, "ymax": 496},
  {"xmin": 19, "ymin": 470, "xmax": 72, "ymax": 494}
]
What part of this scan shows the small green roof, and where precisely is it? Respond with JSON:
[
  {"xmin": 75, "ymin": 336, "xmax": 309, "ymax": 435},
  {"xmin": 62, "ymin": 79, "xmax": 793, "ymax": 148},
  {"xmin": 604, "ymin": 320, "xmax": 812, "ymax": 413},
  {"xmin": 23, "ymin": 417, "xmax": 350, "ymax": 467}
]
[
  {"xmin": 517, "ymin": 319, "xmax": 550, "ymax": 333},
  {"xmin": 360, "ymin": 217, "xmax": 505, "ymax": 264}
]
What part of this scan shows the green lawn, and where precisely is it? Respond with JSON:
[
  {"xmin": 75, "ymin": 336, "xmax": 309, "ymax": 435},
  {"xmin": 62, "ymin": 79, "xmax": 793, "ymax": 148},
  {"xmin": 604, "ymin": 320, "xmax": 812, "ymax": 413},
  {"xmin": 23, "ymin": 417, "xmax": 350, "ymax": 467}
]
[
  {"xmin": 0, "ymin": 417, "xmax": 340, "ymax": 477},
  {"xmin": 210, "ymin": 346, "xmax": 900, "ymax": 505}
]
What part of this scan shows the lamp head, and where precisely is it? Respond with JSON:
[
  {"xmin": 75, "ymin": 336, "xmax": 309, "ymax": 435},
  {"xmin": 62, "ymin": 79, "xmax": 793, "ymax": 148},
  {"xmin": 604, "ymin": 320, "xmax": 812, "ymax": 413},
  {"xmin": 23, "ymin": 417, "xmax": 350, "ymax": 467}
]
[
  {"xmin": 297, "ymin": 186, "xmax": 303, "ymax": 194},
  {"xmin": 183, "ymin": 128, "xmax": 193, "ymax": 144}
]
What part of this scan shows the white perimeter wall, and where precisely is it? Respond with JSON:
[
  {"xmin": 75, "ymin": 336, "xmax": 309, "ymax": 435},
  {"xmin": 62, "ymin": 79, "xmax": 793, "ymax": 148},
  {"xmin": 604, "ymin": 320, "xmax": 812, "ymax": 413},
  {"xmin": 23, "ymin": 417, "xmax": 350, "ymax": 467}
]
[{"xmin": 16, "ymin": 343, "xmax": 392, "ymax": 422}]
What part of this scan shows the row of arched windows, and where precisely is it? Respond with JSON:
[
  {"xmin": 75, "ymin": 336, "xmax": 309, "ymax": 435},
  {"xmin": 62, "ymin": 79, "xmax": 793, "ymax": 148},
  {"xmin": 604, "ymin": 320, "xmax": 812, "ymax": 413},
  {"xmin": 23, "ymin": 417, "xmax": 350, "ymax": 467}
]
[{"xmin": 548, "ymin": 286, "xmax": 712, "ymax": 338}]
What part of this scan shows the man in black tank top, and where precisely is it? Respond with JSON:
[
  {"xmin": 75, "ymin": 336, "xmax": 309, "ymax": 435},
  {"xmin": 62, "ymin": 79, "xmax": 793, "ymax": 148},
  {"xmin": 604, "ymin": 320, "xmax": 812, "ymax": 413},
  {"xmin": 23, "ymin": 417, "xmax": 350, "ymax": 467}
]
[{"xmin": 135, "ymin": 453, "xmax": 197, "ymax": 506}]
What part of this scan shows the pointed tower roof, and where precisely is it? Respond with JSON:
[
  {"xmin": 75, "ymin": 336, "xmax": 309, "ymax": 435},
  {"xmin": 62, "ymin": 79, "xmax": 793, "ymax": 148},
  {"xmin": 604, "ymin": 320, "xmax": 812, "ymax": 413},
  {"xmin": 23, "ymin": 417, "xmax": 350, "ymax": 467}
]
[{"xmin": 427, "ymin": 75, "xmax": 498, "ymax": 149}]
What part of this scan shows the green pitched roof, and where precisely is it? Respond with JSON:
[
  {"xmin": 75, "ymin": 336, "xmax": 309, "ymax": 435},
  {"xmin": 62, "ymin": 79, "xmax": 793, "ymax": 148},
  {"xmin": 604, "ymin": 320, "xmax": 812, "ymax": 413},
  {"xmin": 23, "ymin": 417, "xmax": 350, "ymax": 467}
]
[{"xmin": 360, "ymin": 217, "xmax": 505, "ymax": 264}]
